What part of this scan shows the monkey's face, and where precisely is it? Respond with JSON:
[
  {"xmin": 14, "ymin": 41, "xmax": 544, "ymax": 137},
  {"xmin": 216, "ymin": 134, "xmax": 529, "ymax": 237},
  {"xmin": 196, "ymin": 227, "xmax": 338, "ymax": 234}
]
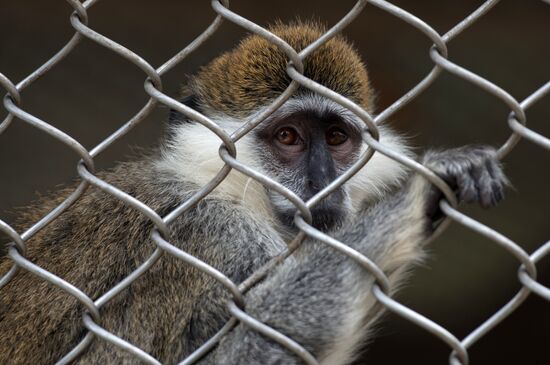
[
  {"xmin": 165, "ymin": 93, "xmax": 410, "ymax": 233},
  {"xmin": 255, "ymin": 95, "xmax": 364, "ymax": 232}
]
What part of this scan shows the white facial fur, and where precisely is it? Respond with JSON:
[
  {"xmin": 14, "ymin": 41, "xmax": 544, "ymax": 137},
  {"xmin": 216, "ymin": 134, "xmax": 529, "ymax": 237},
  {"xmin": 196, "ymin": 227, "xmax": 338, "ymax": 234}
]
[{"xmin": 155, "ymin": 94, "xmax": 413, "ymax": 226}]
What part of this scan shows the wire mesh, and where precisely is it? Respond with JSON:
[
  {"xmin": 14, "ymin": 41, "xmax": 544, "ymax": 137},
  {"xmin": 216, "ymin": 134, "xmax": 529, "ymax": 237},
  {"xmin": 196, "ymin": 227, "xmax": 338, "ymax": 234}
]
[{"xmin": 0, "ymin": 0, "xmax": 549, "ymax": 364}]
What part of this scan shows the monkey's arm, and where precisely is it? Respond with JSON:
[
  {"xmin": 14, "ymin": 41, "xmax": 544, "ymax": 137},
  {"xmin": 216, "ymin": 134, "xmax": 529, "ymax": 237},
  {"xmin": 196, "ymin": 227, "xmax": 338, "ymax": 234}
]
[{"xmin": 205, "ymin": 146, "xmax": 506, "ymax": 365}]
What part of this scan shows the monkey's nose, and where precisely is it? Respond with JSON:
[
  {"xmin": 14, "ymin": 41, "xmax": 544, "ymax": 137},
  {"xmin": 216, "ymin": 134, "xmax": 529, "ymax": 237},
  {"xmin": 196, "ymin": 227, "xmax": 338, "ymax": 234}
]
[{"xmin": 307, "ymin": 179, "xmax": 323, "ymax": 195}]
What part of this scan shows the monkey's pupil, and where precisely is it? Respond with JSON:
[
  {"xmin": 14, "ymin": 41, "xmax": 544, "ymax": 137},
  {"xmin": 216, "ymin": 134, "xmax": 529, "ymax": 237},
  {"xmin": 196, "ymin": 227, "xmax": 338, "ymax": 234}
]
[{"xmin": 277, "ymin": 128, "xmax": 297, "ymax": 145}]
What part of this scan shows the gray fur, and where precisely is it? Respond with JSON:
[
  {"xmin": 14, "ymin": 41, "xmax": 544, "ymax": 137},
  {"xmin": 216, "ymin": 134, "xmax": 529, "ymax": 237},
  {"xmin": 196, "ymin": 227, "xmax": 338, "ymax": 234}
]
[{"xmin": 0, "ymin": 144, "xmax": 507, "ymax": 364}]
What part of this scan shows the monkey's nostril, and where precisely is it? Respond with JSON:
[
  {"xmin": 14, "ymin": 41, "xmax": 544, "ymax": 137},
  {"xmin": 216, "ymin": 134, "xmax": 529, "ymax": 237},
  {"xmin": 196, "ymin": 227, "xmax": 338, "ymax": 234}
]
[{"xmin": 307, "ymin": 179, "xmax": 322, "ymax": 194}]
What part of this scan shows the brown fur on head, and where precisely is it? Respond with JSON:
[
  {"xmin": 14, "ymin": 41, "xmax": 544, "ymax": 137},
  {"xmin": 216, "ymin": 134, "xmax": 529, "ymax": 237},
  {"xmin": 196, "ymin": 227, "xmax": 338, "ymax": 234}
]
[{"xmin": 187, "ymin": 21, "xmax": 374, "ymax": 119}]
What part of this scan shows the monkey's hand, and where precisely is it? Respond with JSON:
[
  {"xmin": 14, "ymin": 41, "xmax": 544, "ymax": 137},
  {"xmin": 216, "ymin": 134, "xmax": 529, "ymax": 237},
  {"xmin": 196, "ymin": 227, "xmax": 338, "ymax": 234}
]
[{"xmin": 420, "ymin": 145, "xmax": 508, "ymax": 226}]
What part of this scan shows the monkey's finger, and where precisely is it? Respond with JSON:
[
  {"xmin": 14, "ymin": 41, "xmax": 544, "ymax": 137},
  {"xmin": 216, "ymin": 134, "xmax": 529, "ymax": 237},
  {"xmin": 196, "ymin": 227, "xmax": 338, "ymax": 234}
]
[
  {"xmin": 456, "ymin": 164, "xmax": 479, "ymax": 204},
  {"xmin": 473, "ymin": 162, "xmax": 492, "ymax": 208},
  {"xmin": 486, "ymin": 159, "xmax": 507, "ymax": 205}
]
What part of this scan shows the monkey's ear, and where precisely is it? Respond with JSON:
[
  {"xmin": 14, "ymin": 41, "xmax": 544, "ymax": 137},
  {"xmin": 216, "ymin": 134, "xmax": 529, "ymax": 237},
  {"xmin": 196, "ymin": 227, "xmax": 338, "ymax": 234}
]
[{"xmin": 168, "ymin": 94, "xmax": 200, "ymax": 125}]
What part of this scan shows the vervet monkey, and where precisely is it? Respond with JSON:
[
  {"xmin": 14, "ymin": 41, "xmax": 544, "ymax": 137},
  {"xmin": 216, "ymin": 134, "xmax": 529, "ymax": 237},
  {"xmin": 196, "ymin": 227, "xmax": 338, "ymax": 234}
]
[{"xmin": 0, "ymin": 22, "xmax": 507, "ymax": 364}]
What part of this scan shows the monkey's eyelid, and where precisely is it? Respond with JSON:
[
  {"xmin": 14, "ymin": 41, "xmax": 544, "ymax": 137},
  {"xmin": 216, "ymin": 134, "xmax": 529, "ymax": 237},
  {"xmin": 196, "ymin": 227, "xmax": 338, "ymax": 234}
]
[
  {"xmin": 336, "ymin": 110, "xmax": 369, "ymax": 131},
  {"xmin": 335, "ymin": 116, "xmax": 362, "ymax": 135}
]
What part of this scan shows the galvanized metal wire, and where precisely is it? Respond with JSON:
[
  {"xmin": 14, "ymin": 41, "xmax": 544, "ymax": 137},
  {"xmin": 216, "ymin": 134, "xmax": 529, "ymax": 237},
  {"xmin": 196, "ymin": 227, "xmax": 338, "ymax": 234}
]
[{"xmin": 1, "ymin": 0, "xmax": 549, "ymax": 364}]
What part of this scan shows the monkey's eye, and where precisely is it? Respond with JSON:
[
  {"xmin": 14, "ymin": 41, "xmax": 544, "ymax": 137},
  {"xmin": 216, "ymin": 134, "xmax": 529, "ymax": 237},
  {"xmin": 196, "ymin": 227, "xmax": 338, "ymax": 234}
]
[
  {"xmin": 326, "ymin": 127, "xmax": 348, "ymax": 146},
  {"xmin": 275, "ymin": 127, "xmax": 301, "ymax": 145}
]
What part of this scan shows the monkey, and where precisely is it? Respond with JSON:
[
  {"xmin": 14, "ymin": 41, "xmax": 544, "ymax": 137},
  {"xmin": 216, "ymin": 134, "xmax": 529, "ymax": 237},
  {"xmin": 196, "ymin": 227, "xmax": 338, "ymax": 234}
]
[{"xmin": 0, "ymin": 22, "xmax": 508, "ymax": 365}]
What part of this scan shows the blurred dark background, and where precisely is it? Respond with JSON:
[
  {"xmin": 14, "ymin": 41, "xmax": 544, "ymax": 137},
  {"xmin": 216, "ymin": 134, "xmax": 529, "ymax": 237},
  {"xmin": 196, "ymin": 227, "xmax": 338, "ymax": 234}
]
[{"xmin": 1, "ymin": 0, "xmax": 549, "ymax": 364}]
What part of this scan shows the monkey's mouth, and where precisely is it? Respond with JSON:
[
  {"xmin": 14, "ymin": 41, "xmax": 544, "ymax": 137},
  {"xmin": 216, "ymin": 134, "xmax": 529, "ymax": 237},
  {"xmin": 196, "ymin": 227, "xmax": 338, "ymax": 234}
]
[{"xmin": 276, "ymin": 205, "xmax": 345, "ymax": 232}]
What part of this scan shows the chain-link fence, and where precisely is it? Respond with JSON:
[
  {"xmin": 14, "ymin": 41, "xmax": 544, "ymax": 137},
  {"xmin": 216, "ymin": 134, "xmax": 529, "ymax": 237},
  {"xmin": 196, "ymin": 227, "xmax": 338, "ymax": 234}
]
[{"xmin": 1, "ymin": 0, "xmax": 549, "ymax": 364}]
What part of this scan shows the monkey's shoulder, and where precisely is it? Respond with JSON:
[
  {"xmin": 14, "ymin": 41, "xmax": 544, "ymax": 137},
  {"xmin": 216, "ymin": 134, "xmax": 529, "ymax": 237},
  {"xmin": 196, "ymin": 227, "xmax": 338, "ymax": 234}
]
[{"xmin": 5, "ymin": 157, "xmax": 282, "ymax": 271}]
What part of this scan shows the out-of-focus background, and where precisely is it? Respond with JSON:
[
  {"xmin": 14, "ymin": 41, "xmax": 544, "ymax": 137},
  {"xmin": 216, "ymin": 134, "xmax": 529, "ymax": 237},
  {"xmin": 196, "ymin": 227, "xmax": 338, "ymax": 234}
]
[{"xmin": 1, "ymin": 0, "xmax": 549, "ymax": 363}]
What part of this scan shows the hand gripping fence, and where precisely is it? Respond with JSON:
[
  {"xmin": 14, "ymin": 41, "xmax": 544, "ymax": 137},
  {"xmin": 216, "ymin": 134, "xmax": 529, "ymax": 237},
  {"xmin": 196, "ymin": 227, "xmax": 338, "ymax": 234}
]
[{"xmin": 0, "ymin": 0, "xmax": 549, "ymax": 364}]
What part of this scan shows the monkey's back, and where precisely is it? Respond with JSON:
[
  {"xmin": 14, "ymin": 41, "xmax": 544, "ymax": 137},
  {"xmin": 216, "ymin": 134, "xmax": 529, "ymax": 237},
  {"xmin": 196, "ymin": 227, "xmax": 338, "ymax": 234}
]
[{"xmin": 0, "ymin": 157, "xmax": 277, "ymax": 364}]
